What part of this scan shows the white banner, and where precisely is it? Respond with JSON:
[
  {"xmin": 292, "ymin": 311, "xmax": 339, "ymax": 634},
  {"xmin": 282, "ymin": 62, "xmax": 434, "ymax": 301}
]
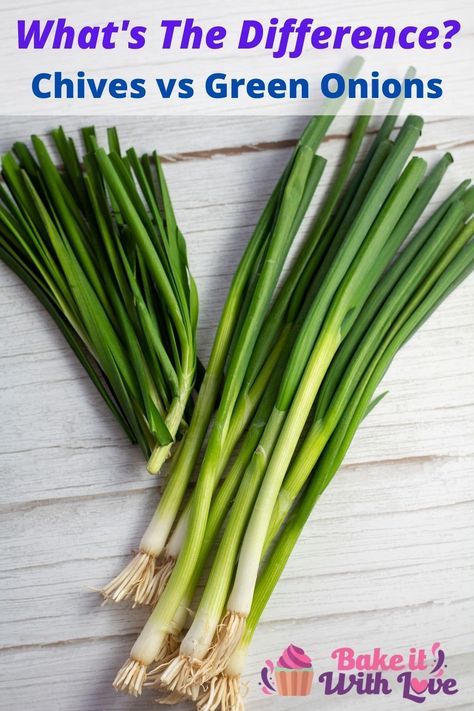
[{"xmin": 0, "ymin": 0, "xmax": 472, "ymax": 116}]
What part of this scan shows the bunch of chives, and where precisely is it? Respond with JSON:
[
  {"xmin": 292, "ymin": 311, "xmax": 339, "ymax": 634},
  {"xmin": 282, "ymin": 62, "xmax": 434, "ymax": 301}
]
[
  {"xmin": 0, "ymin": 127, "xmax": 198, "ymax": 465},
  {"xmin": 127, "ymin": 113, "xmax": 474, "ymax": 707}
]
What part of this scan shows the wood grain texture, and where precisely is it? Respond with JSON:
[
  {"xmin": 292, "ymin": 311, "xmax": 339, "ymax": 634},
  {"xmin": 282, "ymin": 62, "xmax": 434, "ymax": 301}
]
[{"xmin": 0, "ymin": 113, "xmax": 473, "ymax": 711}]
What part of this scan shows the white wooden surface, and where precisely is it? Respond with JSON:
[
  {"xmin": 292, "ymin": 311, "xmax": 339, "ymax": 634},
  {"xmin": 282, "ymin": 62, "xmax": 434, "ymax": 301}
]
[{"xmin": 0, "ymin": 115, "xmax": 473, "ymax": 711}]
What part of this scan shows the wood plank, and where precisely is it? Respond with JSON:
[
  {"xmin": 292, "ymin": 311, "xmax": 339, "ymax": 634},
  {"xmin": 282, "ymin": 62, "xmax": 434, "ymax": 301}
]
[
  {"xmin": 0, "ymin": 457, "xmax": 473, "ymax": 648},
  {"xmin": 0, "ymin": 115, "xmax": 470, "ymax": 159},
  {"xmin": 0, "ymin": 621, "xmax": 472, "ymax": 710}
]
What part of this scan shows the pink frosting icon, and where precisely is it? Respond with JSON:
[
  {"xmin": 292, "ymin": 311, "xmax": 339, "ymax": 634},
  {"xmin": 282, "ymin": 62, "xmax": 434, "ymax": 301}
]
[{"xmin": 275, "ymin": 644, "xmax": 314, "ymax": 696}]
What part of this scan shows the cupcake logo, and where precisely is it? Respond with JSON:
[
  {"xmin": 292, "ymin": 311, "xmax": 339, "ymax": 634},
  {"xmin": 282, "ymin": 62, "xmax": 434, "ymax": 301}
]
[
  {"xmin": 260, "ymin": 644, "xmax": 314, "ymax": 697},
  {"xmin": 259, "ymin": 642, "xmax": 459, "ymax": 703}
]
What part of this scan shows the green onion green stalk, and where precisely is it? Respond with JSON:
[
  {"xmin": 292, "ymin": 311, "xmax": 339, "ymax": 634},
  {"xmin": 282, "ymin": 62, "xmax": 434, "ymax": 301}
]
[{"xmin": 265, "ymin": 178, "xmax": 474, "ymax": 548}]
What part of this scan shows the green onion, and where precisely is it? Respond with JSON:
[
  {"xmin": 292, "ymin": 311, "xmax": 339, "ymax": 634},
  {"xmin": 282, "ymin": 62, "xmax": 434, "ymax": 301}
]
[
  {"xmin": 187, "ymin": 155, "xmax": 438, "ymax": 687},
  {"xmin": 151, "ymin": 111, "xmax": 389, "ymax": 690}
]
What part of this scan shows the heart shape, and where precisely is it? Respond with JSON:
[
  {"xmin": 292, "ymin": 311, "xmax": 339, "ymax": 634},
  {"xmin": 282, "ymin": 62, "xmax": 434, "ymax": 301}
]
[{"xmin": 411, "ymin": 678, "xmax": 428, "ymax": 694}]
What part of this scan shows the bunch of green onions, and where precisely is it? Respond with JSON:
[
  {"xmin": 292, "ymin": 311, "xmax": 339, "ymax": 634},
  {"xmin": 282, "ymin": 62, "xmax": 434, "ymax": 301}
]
[
  {"xmin": 197, "ymin": 172, "xmax": 474, "ymax": 711},
  {"xmin": 108, "ymin": 108, "xmax": 473, "ymax": 706},
  {"xmin": 0, "ymin": 128, "xmax": 199, "ymax": 471}
]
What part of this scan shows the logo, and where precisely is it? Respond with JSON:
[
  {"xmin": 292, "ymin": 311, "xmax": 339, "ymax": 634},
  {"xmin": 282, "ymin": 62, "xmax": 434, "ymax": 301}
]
[
  {"xmin": 260, "ymin": 644, "xmax": 314, "ymax": 697},
  {"xmin": 259, "ymin": 642, "xmax": 459, "ymax": 703}
]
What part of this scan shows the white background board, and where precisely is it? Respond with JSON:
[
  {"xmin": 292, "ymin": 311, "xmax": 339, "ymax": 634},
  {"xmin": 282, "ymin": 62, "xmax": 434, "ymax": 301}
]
[{"xmin": 0, "ymin": 111, "xmax": 473, "ymax": 710}]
